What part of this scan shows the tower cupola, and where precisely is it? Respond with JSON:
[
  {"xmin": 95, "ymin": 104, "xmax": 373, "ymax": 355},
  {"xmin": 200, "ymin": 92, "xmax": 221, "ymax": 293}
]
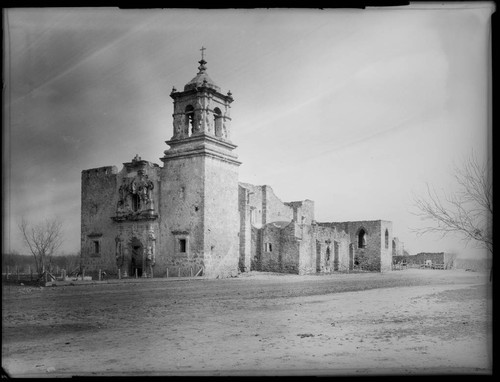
[{"xmin": 168, "ymin": 47, "xmax": 234, "ymax": 142}]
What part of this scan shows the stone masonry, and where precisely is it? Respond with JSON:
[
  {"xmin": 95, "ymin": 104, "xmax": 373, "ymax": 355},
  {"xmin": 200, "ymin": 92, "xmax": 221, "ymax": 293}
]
[{"xmin": 81, "ymin": 52, "xmax": 403, "ymax": 278}]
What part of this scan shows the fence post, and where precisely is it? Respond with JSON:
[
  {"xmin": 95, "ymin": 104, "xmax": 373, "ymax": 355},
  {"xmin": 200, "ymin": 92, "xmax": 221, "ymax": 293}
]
[
  {"xmin": 82, "ymin": 269, "xmax": 85, "ymax": 281},
  {"xmin": 6, "ymin": 265, "xmax": 9, "ymax": 280},
  {"xmin": 135, "ymin": 268, "xmax": 138, "ymax": 279},
  {"xmin": 190, "ymin": 267, "xmax": 193, "ymax": 277},
  {"xmin": 99, "ymin": 269, "xmax": 101, "ymax": 281},
  {"xmin": 166, "ymin": 267, "xmax": 169, "ymax": 278},
  {"xmin": 178, "ymin": 267, "xmax": 181, "ymax": 277},
  {"xmin": 150, "ymin": 265, "xmax": 153, "ymax": 278},
  {"xmin": 118, "ymin": 268, "xmax": 121, "ymax": 280}
]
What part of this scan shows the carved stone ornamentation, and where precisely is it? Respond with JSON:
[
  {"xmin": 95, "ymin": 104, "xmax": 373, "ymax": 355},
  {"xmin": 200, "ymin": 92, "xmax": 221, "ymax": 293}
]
[
  {"xmin": 112, "ymin": 173, "xmax": 157, "ymax": 222},
  {"xmin": 147, "ymin": 226, "xmax": 156, "ymax": 266},
  {"xmin": 115, "ymin": 232, "xmax": 124, "ymax": 267}
]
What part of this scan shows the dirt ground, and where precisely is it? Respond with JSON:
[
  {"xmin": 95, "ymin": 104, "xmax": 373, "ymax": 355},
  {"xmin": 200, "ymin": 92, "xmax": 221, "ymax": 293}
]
[{"xmin": 1, "ymin": 269, "xmax": 492, "ymax": 376}]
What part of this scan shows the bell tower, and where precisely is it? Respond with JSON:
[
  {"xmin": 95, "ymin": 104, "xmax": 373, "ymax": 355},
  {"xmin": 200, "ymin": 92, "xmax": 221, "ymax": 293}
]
[
  {"xmin": 169, "ymin": 47, "xmax": 235, "ymax": 142},
  {"xmin": 159, "ymin": 48, "xmax": 241, "ymax": 278}
]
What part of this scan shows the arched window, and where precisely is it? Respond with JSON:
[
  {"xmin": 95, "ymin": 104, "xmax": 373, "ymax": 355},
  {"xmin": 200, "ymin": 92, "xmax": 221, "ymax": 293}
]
[
  {"xmin": 385, "ymin": 229, "xmax": 389, "ymax": 249},
  {"xmin": 185, "ymin": 105, "xmax": 194, "ymax": 136},
  {"xmin": 358, "ymin": 229, "xmax": 367, "ymax": 249},
  {"xmin": 213, "ymin": 107, "xmax": 222, "ymax": 137}
]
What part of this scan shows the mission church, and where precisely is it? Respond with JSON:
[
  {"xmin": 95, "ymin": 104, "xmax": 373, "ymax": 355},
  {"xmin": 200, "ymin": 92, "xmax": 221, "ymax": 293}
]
[{"xmin": 81, "ymin": 50, "xmax": 404, "ymax": 278}]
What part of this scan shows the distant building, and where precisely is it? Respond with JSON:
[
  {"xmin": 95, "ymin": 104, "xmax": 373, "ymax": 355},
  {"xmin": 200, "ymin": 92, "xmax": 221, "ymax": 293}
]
[{"xmin": 81, "ymin": 53, "xmax": 402, "ymax": 278}]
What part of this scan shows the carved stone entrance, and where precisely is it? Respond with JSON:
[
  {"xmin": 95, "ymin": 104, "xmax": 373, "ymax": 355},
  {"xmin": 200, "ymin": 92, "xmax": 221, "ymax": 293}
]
[{"xmin": 130, "ymin": 237, "xmax": 143, "ymax": 277}]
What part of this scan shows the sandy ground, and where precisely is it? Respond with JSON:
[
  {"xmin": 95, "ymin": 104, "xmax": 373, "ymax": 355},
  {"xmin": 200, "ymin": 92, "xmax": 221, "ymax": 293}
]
[{"xmin": 1, "ymin": 269, "xmax": 492, "ymax": 376}]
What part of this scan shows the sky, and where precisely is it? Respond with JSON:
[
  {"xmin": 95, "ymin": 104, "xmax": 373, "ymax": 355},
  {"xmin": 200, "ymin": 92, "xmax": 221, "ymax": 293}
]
[{"xmin": 3, "ymin": 4, "xmax": 494, "ymax": 258}]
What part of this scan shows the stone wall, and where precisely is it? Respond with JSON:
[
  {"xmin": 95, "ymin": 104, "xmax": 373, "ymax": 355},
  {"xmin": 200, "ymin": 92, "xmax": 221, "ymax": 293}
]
[
  {"xmin": 239, "ymin": 182, "xmax": 265, "ymax": 229},
  {"xmin": 260, "ymin": 221, "xmax": 300, "ymax": 274},
  {"xmin": 203, "ymin": 156, "xmax": 240, "ymax": 278},
  {"xmin": 313, "ymin": 224, "xmax": 350, "ymax": 273},
  {"xmin": 81, "ymin": 166, "xmax": 119, "ymax": 273},
  {"xmin": 239, "ymin": 183, "xmax": 313, "ymax": 229},
  {"xmin": 238, "ymin": 185, "xmax": 252, "ymax": 272},
  {"xmin": 285, "ymin": 200, "xmax": 315, "ymax": 225},
  {"xmin": 318, "ymin": 220, "xmax": 393, "ymax": 272},
  {"xmin": 392, "ymin": 236, "xmax": 405, "ymax": 257},
  {"xmin": 262, "ymin": 186, "xmax": 294, "ymax": 224},
  {"xmin": 280, "ymin": 223, "xmax": 301, "ymax": 274},
  {"xmin": 261, "ymin": 223, "xmax": 284, "ymax": 272},
  {"xmin": 81, "ymin": 159, "xmax": 163, "ymax": 276},
  {"xmin": 298, "ymin": 224, "xmax": 315, "ymax": 275}
]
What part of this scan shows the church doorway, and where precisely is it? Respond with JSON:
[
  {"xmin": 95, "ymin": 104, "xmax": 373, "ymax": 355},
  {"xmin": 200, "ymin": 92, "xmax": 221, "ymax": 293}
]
[{"xmin": 130, "ymin": 237, "xmax": 143, "ymax": 277}]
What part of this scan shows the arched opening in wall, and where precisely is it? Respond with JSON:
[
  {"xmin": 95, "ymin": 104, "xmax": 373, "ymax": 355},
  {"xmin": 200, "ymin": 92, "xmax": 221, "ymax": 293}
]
[
  {"xmin": 358, "ymin": 229, "xmax": 367, "ymax": 249},
  {"xmin": 385, "ymin": 229, "xmax": 389, "ymax": 249},
  {"xmin": 185, "ymin": 105, "xmax": 195, "ymax": 136},
  {"xmin": 213, "ymin": 107, "xmax": 222, "ymax": 137},
  {"xmin": 392, "ymin": 239, "xmax": 396, "ymax": 256},
  {"xmin": 130, "ymin": 237, "xmax": 143, "ymax": 277},
  {"xmin": 132, "ymin": 193, "xmax": 140, "ymax": 212}
]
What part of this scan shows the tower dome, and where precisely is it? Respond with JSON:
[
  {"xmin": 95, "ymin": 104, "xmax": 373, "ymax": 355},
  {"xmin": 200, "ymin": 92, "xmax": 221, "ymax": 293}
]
[{"xmin": 183, "ymin": 50, "xmax": 221, "ymax": 92}]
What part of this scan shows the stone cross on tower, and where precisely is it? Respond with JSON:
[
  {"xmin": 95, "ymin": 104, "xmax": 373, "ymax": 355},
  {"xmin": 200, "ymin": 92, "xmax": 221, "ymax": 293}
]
[{"xmin": 200, "ymin": 46, "xmax": 206, "ymax": 60}]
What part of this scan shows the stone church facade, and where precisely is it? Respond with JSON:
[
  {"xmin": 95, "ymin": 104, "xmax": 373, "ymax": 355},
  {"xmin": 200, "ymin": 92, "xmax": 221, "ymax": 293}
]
[{"xmin": 81, "ymin": 54, "xmax": 402, "ymax": 278}]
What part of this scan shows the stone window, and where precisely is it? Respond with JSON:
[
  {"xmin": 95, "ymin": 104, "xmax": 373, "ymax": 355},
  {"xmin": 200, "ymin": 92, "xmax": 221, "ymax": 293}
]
[
  {"xmin": 185, "ymin": 105, "xmax": 195, "ymax": 136},
  {"xmin": 179, "ymin": 239, "xmax": 187, "ymax": 253},
  {"xmin": 358, "ymin": 229, "xmax": 367, "ymax": 249},
  {"xmin": 93, "ymin": 240, "xmax": 100, "ymax": 254},
  {"xmin": 214, "ymin": 107, "xmax": 222, "ymax": 137},
  {"xmin": 385, "ymin": 229, "xmax": 389, "ymax": 249}
]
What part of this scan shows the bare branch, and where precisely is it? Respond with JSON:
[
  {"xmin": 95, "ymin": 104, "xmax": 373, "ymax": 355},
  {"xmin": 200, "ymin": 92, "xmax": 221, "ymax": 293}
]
[
  {"xmin": 18, "ymin": 217, "xmax": 64, "ymax": 276},
  {"xmin": 412, "ymin": 153, "xmax": 492, "ymax": 256}
]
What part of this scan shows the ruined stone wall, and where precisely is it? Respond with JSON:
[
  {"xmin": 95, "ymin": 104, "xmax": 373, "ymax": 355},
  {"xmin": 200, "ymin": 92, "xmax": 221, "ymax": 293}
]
[
  {"xmin": 313, "ymin": 225, "xmax": 350, "ymax": 273},
  {"xmin": 260, "ymin": 222, "xmax": 300, "ymax": 274},
  {"xmin": 319, "ymin": 220, "xmax": 392, "ymax": 272},
  {"xmin": 81, "ymin": 166, "xmax": 119, "ymax": 273},
  {"xmin": 202, "ymin": 156, "xmax": 240, "ymax": 278},
  {"xmin": 298, "ymin": 224, "xmax": 315, "ymax": 275},
  {"xmin": 379, "ymin": 221, "xmax": 393, "ymax": 272},
  {"xmin": 239, "ymin": 183, "xmax": 265, "ymax": 228},
  {"xmin": 280, "ymin": 223, "xmax": 301, "ymax": 274},
  {"xmin": 238, "ymin": 185, "xmax": 252, "ymax": 272},
  {"xmin": 392, "ymin": 237, "xmax": 405, "ymax": 257},
  {"xmin": 250, "ymin": 226, "xmax": 261, "ymax": 271},
  {"xmin": 261, "ymin": 224, "xmax": 282, "ymax": 272},
  {"xmin": 344, "ymin": 220, "xmax": 383, "ymax": 271},
  {"xmin": 285, "ymin": 200, "xmax": 315, "ymax": 225},
  {"xmin": 262, "ymin": 186, "xmax": 294, "ymax": 224}
]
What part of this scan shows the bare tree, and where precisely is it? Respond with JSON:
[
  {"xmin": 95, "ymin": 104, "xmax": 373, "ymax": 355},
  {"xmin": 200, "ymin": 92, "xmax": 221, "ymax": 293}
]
[
  {"xmin": 412, "ymin": 153, "xmax": 492, "ymax": 261},
  {"xmin": 18, "ymin": 218, "xmax": 63, "ymax": 277}
]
